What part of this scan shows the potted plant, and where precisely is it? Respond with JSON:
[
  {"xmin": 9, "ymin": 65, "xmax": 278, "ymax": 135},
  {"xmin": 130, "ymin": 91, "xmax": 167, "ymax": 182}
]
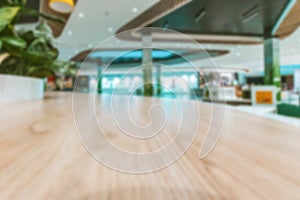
[{"xmin": 0, "ymin": 0, "xmax": 69, "ymax": 103}]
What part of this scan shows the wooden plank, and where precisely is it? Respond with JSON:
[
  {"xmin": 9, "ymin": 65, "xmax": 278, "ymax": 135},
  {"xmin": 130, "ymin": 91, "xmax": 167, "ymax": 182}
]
[
  {"xmin": 40, "ymin": 0, "xmax": 78, "ymax": 38},
  {"xmin": 0, "ymin": 92, "xmax": 299, "ymax": 199},
  {"xmin": 276, "ymin": 0, "xmax": 300, "ymax": 38}
]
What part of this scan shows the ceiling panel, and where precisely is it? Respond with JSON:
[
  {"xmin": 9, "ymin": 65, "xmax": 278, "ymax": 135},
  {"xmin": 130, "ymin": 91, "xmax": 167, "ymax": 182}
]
[{"xmin": 148, "ymin": 0, "xmax": 289, "ymax": 37}]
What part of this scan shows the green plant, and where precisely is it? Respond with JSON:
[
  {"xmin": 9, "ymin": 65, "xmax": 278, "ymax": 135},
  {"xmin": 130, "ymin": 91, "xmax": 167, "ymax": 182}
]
[{"xmin": 0, "ymin": 0, "xmax": 73, "ymax": 78}]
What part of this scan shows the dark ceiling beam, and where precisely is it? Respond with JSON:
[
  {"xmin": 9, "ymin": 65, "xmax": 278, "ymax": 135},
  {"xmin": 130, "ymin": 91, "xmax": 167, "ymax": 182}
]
[
  {"xmin": 117, "ymin": 0, "xmax": 190, "ymax": 34},
  {"xmin": 116, "ymin": 0, "xmax": 300, "ymax": 44},
  {"xmin": 275, "ymin": 0, "xmax": 300, "ymax": 38},
  {"xmin": 40, "ymin": 0, "xmax": 78, "ymax": 38}
]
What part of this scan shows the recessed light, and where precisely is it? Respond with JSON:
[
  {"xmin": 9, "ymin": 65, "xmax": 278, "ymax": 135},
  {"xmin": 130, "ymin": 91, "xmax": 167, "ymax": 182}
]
[
  {"xmin": 162, "ymin": 21, "xmax": 169, "ymax": 29},
  {"xmin": 132, "ymin": 7, "xmax": 138, "ymax": 13},
  {"xmin": 67, "ymin": 30, "xmax": 72, "ymax": 35},
  {"xmin": 78, "ymin": 12, "xmax": 84, "ymax": 18},
  {"xmin": 108, "ymin": 27, "xmax": 113, "ymax": 32},
  {"xmin": 88, "ymin": 44, "xmax": 93, "ymax": 48},
  {"xmin": 236, "ymin": 52, "xmax": 241, "ymax": 56},
  {"xmin": 194, "ymin": 8, "xmax": 206, "ymax": 23},
  {"xmin": 242, "ymin": 4, "xmax": 259, "ymax": 23}
]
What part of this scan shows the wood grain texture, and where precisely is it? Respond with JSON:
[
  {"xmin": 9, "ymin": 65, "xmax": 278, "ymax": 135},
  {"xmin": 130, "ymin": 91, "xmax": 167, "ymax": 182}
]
[
  {"xmin": 275, "ymin": 0, "xmax": 300, "ymax": 38},
  {"xmin": 0, "ymin": 92, "xmax": 300, "ymax": 199},
  {"xmin": 117, "ymin": 0, "xmax": 190, "ymax": 35},
  {"xmin": 70, "ymin": 48, "xmax": 229, "ymax": 62}
]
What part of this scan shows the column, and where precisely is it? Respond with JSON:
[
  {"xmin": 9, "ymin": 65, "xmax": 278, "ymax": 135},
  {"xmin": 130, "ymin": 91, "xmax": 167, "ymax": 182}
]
[
  {"xmin": 197, "ymin": 71, "xmax": 201, "ymax": 88},
  {"xmin": 95, "ymin": 58, "xmax": 102, "ymax": 94},
  {"xmin": 156, "ymin": 65, "xmax": 161, "ymax": 95},
  {"xmin": 97, "ymin": 66, "xmax": 102, "ymax": 94},
  {"xmin": 264, "ymin": 37, "xmax": 281, "ymax": 100},
  {"xmin": 142, "ymin": 32, "xmax": 153, "ymax": 96}
]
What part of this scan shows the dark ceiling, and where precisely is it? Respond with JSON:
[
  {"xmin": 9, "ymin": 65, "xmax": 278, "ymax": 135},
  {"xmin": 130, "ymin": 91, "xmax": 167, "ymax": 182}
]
[{"xmin": 147, "ymin": 0, "xmax": 290, "ymax": 37}]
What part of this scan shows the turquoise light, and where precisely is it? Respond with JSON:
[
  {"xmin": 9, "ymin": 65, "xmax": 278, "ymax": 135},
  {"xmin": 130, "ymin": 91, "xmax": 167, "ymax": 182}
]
[
  {"xmin": 280, "ymin": 64, "xmax": 300, "ymax": 75},
  {"xmin": 90, "ymin": 50, "xmax": 174, "ymax": 59},
  {"xmin": 256, "ymin": 65, "xmax": 300, "ymax": 76}
]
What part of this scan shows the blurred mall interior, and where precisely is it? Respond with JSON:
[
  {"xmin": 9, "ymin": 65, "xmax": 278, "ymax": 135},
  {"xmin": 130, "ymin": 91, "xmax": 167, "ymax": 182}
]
[{"xmin": 0, "ymin": 0, "xmax": 300, "ymax": 199}]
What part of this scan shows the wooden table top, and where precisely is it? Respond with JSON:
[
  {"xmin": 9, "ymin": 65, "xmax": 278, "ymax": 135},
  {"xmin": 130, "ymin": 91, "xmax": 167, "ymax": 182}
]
[{"xmin": 0, "ymin": 92, "xmax": 299, "ymax": 200}]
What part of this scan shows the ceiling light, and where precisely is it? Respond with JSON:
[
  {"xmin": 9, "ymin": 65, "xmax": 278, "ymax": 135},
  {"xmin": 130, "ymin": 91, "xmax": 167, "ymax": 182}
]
[
  {"xmin": 78, "ymin": 12, "xmax": 84, "ymax": 18},
  {"xmin": 236, "ymin": 52, "xmax": 241, "ymax": 56},
  {"xmin": 102, "ymin": 78, "xmax": 108, "ymax": 84},
  {"xmin": 195, "ymin": 8, "xmax": 206, "ymax": 23},
  {"xmin": 88, "ymin": 44, "xmax": 93, "ymax": 48},
  {"xmin": 108, "ymin": 27, "xmax": 113, "ymax": 32},
  {"xmin": 67, "ymin": 30, "xmax": 72, "ymax": 35},
  {"xmin": 190, "ymin": 75, "xmax": 197, "ymax": 82},
  {"xmin": 49, "ymin": 0, "xmax": 74, "ymax": 14},
  {"xmin": 132, "ymin": 7, "xmax": 138, "ymax": 13},
  {"xmin": 242, "ymin": 4, "xmax": 259, "ymax": 23}
]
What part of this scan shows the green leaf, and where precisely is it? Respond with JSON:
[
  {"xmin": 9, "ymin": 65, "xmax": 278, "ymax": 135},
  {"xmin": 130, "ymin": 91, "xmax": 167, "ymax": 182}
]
[
  {"xmin": 21, "ymin": 50, "xmax": 56, "ymax": 66},
  {"xmin": 0, "ymin": 24, "xmax": 17, "ymax": 37},
  {"xmin": 0, "ymin": 3, "xmax": 65, "ymax": 77},
  {"xmin": 0, "ymin": 7, "xmax": 20, "ymax": 32},
  {"xmin": 0, "ymin": 55, "xmax": 23, "ymax": 75},
  {"xmin": 26, "ymin": 67, "xmax": 54, "ymax": 78},
  {"xmin": 27, "ymin": 38, "xmax": 58, "ymax": 57},
  {"xmin": 0, "ymin": 0, "xmax": 27, "ymax": 7},
  {"xmin": 36, "ymin": 20, "xmax": 52, "ymax": 36},
  {"xmin": 17, "ymin": 29, "xmax": 35, "ymax": 43},
  {"xmin": 20, "ymin": 8, "xmax": 65, "ymax": 24},
  {"xmin": 1, "ymin": 36, "xmax": 27, "ymax": 49}
]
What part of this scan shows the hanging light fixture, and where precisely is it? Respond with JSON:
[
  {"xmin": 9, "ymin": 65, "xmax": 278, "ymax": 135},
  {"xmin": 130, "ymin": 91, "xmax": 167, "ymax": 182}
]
[{"xmin": 49, "ymin": 0, "xmax": 74, "ymax": 14}]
